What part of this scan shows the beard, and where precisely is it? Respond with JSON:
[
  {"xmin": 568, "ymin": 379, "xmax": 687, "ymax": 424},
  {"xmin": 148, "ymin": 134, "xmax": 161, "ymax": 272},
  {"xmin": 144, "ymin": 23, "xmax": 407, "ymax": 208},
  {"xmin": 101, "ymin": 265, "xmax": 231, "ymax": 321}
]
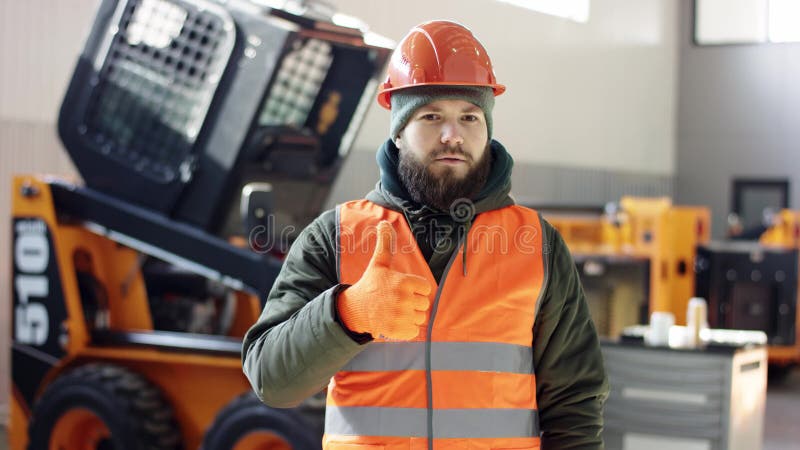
[{"xmin": 398, "ymin": 142, "xmax": 493, "ymax": 212}]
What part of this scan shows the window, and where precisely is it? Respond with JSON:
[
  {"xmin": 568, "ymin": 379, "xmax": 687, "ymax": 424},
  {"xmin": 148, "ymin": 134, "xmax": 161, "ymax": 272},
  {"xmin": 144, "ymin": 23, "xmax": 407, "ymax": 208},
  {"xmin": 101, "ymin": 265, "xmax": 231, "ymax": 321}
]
[
  {"xmin": 731, "ymin": 178, "xmax": 790, "ymax": 232},
  {"xmin": 768, "ymin": 0, "xmax": 800, "ymax": 42},
  {"xmin": 695, "ymin": 0, "xmax": 800, "ymax": 45},
  {"xmin": 495, "ymin": 0, "xmax": 590, "ymax": 23}
]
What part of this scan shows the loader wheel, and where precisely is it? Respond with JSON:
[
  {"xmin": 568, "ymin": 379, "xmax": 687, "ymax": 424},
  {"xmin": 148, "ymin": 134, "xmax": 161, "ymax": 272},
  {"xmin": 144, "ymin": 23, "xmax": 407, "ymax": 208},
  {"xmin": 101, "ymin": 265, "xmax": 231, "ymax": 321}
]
[
  {"xmin": 27, "ymin": 363, "xmax": 181, "ymax": 450},
  {"xmin": 201, "ymin": 392, "xmax": 321, "ymax": 450}
]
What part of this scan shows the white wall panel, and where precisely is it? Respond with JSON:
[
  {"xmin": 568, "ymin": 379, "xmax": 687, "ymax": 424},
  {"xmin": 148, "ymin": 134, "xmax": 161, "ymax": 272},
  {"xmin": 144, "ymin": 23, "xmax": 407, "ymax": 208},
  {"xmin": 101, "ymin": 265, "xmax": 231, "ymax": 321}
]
[
  {"xmin": 0, "ymin": 1, "xmax": 99, "ymax": 122},
  {"xmin": 330, "ymin": 0, "xmax": 679, "ymax": 174}
]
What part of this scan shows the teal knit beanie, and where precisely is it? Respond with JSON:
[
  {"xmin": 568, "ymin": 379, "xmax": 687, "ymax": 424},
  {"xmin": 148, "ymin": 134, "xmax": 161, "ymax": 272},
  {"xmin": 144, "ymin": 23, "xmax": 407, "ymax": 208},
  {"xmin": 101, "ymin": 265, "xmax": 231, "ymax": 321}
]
[{"xmin": 390, "ymin": 85, "xmax": 495, "ymax": 141}]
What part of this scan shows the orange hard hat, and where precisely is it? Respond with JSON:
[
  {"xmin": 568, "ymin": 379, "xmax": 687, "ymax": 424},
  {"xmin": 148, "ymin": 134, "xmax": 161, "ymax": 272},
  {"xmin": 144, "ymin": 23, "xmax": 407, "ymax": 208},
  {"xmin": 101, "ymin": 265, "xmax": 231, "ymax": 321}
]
[{"xmin": 377, "ymin": 20, "xmax": 506, "ymax": 109}]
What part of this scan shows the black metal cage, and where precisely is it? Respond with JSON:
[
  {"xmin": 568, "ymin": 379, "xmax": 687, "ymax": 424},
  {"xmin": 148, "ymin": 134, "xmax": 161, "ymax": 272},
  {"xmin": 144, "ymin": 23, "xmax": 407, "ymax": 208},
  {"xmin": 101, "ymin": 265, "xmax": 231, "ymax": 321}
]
[
  {"xmin": 59, "ymin": 0, "xmax": 392, "ymax": 234},
  {"xmin": 695, "ymin": 242, "xmax": 798, "ymax": 345}
]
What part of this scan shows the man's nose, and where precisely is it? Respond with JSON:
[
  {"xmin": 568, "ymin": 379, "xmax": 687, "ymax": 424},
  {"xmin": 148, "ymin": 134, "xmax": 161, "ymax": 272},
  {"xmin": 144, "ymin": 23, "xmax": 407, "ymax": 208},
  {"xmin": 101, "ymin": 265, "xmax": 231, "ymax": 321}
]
[{"xmin": 440, "ymin": 121, "xmax": 464, "ymax": 147}]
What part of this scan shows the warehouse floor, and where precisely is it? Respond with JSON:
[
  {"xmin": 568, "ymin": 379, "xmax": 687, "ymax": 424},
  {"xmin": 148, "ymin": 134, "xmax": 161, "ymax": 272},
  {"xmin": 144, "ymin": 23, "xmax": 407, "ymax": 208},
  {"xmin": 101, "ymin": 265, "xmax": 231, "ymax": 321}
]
[
  {"xmin": 2, "ymin": 371, "xmax": 800, "ymax": 449},
  {"xmin": 763, "ymin": 369, "xmax": 800, "ymax": 450}
]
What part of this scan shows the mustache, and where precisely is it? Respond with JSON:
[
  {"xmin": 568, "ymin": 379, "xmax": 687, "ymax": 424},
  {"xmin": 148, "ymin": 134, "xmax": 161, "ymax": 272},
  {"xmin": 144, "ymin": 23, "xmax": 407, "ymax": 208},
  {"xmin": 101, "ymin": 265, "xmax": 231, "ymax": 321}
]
[{"xmin": 428, "ymin": 146, "xmax": 473, "ymax": 162}]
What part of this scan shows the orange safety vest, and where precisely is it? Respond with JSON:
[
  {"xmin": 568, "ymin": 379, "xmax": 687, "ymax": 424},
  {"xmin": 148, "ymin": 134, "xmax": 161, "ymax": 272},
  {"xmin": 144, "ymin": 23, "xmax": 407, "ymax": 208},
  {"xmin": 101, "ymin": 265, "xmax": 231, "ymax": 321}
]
[{"xmin": 324, "ymin": 200, "xmax": 547, "ymax": 450}]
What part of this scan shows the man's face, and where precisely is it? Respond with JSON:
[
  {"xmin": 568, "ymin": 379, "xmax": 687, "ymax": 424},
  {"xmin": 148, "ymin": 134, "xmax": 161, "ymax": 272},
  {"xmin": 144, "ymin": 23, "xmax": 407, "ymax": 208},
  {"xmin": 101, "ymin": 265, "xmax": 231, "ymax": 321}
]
[{"xmin": 395, "ymin": 99, "xmax": 492, "ymax": 211}]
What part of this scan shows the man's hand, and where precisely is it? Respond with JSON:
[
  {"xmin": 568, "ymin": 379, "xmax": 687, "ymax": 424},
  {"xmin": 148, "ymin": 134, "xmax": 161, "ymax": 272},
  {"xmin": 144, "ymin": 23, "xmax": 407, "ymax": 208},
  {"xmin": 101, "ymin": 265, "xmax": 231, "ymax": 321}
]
[{"xmin": 337, "ymin": 220, "xmax": 433, "ymax": 340}]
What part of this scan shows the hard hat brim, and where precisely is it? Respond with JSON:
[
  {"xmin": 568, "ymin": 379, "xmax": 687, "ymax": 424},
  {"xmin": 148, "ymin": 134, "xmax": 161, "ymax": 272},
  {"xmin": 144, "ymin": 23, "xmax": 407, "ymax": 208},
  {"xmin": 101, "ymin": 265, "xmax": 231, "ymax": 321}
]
[{"xmin": 377, "ymin": 82, "xmax": 506, "ymax": 109}]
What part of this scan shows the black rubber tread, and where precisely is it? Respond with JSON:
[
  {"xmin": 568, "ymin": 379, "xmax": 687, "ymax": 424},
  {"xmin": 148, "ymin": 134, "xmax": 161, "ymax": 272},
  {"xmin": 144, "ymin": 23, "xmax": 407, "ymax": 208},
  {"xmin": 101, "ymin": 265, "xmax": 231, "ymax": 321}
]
[
  {"xmin": 201, "ymin": 391, "xmax": 321, "ymax": 450},
  {"xmin": 27, "ymin": 363, "xmax": 182, "ymax": 450}
]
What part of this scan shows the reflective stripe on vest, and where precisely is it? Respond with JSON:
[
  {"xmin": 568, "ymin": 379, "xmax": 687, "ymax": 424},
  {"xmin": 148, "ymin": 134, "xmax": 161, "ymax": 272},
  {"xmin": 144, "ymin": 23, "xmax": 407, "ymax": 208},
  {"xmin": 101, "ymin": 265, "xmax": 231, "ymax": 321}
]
[
  {"xmin": 326, "ymin": 200, "xmax": 546, "ymax": 449},
  {"xmin": 326, "ymin": 406, "xmax": 540, "ymax": 438},
  {"xmin": 340, "ymin": 341, "xmax": 533, "ymax": 373}
]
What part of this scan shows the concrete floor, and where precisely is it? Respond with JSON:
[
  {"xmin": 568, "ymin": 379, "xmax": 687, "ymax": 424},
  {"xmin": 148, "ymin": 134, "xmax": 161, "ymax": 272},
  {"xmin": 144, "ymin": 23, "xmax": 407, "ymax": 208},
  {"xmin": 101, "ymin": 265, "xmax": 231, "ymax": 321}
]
[
  {"xmin": 2, "ymin": 371, "xmax": 800, "ymax": 449},
  {"xmin": 763, "ymin": 369, "xmax": 800, "ymax": 450}
]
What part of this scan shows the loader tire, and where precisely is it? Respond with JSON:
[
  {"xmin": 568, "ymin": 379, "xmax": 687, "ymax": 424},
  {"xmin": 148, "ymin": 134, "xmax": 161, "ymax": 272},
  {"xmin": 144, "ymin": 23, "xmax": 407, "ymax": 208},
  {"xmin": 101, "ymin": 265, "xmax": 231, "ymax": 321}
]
[
  {"xmin": 201, "ymin": 392, "xmax": 321, "ymax": 450},
  {"xmin": 27, "ymin": 363, "xmax": 182, "ymax": 450}
]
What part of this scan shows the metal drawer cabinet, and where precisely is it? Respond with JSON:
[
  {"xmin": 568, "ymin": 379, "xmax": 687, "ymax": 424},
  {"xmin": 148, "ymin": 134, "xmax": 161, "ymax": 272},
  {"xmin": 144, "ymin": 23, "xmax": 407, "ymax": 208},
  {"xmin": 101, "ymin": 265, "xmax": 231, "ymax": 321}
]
[{"xmin": 601, "ymin": 342, "xmax": 767, "ymax": 450}]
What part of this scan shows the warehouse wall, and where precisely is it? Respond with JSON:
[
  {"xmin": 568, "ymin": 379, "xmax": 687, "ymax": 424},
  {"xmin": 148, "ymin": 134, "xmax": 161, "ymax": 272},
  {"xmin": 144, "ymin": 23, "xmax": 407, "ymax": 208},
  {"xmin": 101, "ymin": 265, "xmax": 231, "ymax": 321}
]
[
  {"xmin": 0, "ymin": 0, "xmax": 680, "ymax": 422},
  {"xmin": 676, "ymin": 0, "xmax": 800, "ymax": 237},
  {"xmin": 326, "ymin": 0, "xmax": 680, "ymax": 206}
]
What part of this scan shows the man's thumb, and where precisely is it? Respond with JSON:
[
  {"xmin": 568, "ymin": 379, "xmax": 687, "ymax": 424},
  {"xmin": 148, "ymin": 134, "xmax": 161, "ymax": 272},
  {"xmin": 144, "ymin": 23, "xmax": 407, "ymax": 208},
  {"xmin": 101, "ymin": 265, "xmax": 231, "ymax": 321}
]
[{"xmin": 370, "ymin": 220, "xmax": 395, "ymax": 266}]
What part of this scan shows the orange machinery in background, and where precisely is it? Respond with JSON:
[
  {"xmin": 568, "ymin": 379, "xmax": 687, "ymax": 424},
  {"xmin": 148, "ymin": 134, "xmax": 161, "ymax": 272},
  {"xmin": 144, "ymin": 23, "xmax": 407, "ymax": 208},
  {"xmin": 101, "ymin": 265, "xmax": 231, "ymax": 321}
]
[
  {"xmin": 8, "ymin": 0, "xmax": 392, "ymax": 448},
  {"xmin": 759, "ymin": 210, "xmax": 800, "ymax": 249},
  {"xmin": 545, "ymin": 197, "xmax": 711, "ymax": 337}
]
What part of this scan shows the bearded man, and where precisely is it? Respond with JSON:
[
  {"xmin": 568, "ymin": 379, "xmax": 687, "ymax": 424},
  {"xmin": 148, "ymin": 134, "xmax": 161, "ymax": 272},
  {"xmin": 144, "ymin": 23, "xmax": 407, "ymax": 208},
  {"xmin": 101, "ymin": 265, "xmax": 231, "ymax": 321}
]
[{"xmin": 243, "ymin": 20, "xmax": 609, "ymax": 450}]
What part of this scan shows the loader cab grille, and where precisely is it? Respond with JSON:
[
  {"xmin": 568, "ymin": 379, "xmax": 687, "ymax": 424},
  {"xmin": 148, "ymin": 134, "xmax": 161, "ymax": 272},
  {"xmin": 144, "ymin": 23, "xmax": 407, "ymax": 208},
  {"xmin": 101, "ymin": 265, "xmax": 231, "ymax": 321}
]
[{"xmin": 83, "ymin": 0, "xmax": 234, "ymax": 183}]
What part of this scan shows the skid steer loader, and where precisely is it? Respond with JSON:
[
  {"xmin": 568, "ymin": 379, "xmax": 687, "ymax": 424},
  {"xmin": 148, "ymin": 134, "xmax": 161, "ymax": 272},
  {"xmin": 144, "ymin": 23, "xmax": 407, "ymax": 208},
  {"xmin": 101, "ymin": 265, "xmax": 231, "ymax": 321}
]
[{"xmin": 9, "ymin": 0, "xmax": 392, "ymax": 448}]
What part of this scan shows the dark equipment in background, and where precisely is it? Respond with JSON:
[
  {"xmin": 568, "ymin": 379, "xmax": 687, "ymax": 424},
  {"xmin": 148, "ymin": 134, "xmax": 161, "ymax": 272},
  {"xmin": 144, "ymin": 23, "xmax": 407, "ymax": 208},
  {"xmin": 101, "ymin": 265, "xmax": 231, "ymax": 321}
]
[
  {"xmin": 695, "ymin": 242, "xmax": 798, "ymax": 346},
  {"xmin": 59, "ymin": 0, "xmax": 391, "ymax": 239}
]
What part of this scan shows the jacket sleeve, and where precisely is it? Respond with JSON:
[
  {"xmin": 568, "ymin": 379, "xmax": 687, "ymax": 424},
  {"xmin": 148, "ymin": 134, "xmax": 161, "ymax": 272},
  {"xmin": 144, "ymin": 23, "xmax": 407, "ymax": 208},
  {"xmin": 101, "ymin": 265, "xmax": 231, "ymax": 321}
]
[
  {"xmin": 242, "ymin": 209, "xmax": 367, "ymax": 408},
  {"xmin": 533, "ymin": 221, "xmax": 609, "ymax": 449}
]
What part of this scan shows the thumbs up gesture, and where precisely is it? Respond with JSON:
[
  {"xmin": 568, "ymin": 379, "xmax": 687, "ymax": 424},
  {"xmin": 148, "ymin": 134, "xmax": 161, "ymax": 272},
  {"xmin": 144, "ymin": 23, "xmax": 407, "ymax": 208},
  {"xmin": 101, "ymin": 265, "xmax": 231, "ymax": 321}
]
[{"xmin": 337, "ymin": 221, "xmax": 433, "ymax": 340}]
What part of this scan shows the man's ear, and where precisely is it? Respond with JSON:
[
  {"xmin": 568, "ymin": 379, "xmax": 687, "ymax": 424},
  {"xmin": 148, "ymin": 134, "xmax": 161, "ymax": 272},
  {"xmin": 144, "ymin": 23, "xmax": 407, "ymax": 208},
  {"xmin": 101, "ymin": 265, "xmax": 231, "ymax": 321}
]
[{"xmin": 393, "ymin": 132, "xmax": 403, "ymax": 149}]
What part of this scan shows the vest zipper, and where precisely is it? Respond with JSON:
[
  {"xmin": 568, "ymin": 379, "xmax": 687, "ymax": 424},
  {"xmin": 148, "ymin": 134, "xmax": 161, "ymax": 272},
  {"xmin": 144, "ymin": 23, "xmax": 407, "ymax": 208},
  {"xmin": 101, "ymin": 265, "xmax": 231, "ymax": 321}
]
[{"xmin": 425, "ymin": 232, "xmax": 466, "ymax": 450}]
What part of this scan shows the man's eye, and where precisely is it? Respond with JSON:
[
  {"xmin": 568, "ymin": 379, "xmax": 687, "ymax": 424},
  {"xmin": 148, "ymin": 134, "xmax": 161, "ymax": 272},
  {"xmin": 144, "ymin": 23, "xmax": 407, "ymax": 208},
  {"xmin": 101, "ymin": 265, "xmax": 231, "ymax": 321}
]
[
  {"xmin": 421, "ymin": 114, "xmax": 439, "ymax": 120},
  {"xmin": 462, "ymin": 115, "xmax": 479, "ymax": 122}
]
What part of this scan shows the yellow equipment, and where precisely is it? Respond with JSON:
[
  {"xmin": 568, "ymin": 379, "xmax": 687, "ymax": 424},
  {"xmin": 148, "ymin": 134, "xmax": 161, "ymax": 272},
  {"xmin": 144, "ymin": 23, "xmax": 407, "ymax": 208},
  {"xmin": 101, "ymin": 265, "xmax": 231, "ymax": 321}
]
[
  {"xmin": 546, "ymin": 197, "xmax": 711, "ymax": 336},
  {"xmin": 551, "ymin": 198, "xmax": 800, "ymax": 376}
]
